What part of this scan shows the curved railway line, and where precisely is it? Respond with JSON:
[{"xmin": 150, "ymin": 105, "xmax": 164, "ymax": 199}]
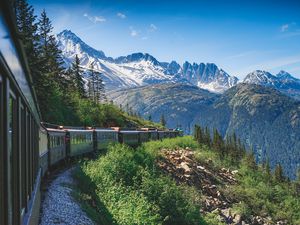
[{"xmin": 0, "ymin": 2, "xmax": 181, "ymax": 225}]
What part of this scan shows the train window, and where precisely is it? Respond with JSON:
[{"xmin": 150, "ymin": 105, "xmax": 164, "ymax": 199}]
[
  {"xmin": 26, "ymin": 112, "xmax": 31, "ymax": 200},
  {"xmin": 8, "ymin": 94, "xmax": 17, "ymax": 225},
  {"xmin": 20, "ymin": 105, "xmax": 26, "ymax": 214}
]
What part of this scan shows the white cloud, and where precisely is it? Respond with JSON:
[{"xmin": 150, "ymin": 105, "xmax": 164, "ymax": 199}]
[
  {"xmin": 280, "ymin": 22, "xmax": 297, "ymax": 32},
  {"xmin": 117, "ymin": 12, "xmax": 126, "ymax": 19},
  {"xmin": 83, "ymin": 13, "xmax": 106, "ymax": 23},
  {"xmin": 149, "ymin": 23, "xmax": 157, "ymax": 32},
  {"xmin": 281, "ymin": 24, "xmax": 289, "ymax": 32},
  {"xmin": 129, "ymin": 26, "xmax": 138, "ymax": 37}
]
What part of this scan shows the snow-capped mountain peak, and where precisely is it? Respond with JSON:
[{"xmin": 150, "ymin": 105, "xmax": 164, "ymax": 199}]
[
  {"xmin": 243, "ymin": 70, "xmax": 278, "ymax": 86},
  {"xmin": 57, "ymin": 29, "xmax": 108, "ymax": 61},
  {"xmin": 57, "ymin": 29, "xmax": 238, "ymax": 92}
]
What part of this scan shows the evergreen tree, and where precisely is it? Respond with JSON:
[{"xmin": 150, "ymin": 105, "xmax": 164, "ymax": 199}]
[
  {"xmin": 87, "ymin": 62, "xmax": 106, "ymax": 103},
  {"xmin": 160, "ymin": 113, "xmax": 166, "ymax": 127},
  {"xmin": 204, "ymin": 127, "xmax": 211, "ymax": 146},
  {"xmin": 71, "ymin": 55, "xmax": 85, "ymax": 97},
  {"xmin": 14, "ymin": 0, "xmax": 40, "ymax": 82},
  {"xmin": 194, "ymin": 124, "xmax": 203, "ymax": 145},
  {"xmin": 295, "ymin": 168, "xmax": 300, "ymax": 195},
  {"xmin": 265, "ymin": 158, "xmax": 271, "ymax": 178},
  {"xmin": 274, "ymin": 163, "xmax": 285, "ymax": 183},
  {"xmin": 245, "ymin": 148, "xmax": 257, "ymax": 170},
  {"xmin": 95, "ymin": 72, "xmax": 106, "ymax": 102},
  {"xmin": 212, "ymin": 128, "xmax": 224, "ymax": 155},
  {"xmin": 37, "ymin": 9, "xmax": 66, "ymax": 121}
]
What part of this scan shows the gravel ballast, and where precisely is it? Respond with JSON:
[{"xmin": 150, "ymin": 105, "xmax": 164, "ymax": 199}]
[{"xmin": 39, "ymin": 168, "xmax": 94, "ymax": 225}]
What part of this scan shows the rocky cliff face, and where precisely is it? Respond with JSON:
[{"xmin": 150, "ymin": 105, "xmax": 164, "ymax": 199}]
[{"xmin": 108, "ymin": 83, "xmax": 300, "ymax": 179}]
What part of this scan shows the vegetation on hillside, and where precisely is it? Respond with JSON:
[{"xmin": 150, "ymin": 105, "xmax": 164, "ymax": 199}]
[
  {"xmin": 74, "ymin": 133, "xmax": 300, "ymax": 225},
  {"xmin": 194, "ymin": 124, "xmax": 300, "ymax": 224}
]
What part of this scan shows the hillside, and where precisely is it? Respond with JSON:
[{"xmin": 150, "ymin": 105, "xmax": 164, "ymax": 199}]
[
  {"xmin": 74, "ymin": 136, "xmax": 300, "ymax": 225},
  {"xmin": 108, "ymin": 83, "xmax": 300, "ymax": 178}
]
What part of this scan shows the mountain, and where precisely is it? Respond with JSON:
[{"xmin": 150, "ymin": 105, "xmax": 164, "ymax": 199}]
[
  {"xmin": 57, "ymin": 30, "xmax": 238, "ymax": 92},
  {"xmin": 108, "ymin": 83, "xmax": 300, "ymax": 179},
  {"xmin": 108, "ymin": 83, "xmax": 219, "ymax": 132},
  {"xmin": 243, "ymin": 70, "xmax": 300, "ymax": 99},
  {"xmin": 181, "ymin": 62, "xmax": 238, "ymax": 93}
]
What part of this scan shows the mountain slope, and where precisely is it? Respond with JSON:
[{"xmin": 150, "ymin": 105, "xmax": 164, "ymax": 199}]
[
  {"xmin": 57, "ymin": 30, "xmax": 238, "ymax": 92},
  {"xmin": 108, "ymin": 83, "xmax": 219, "ymax": 132},
  {"xmin": 108, "ymin": 83, "xmax": 300, "ymax": 179},
  {"xmin": 192, "ymin": 83, "xmax": 300, "ymax": 178}
]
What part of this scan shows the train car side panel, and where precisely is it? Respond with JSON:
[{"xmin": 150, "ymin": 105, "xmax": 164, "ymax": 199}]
[
  {"xmin": 69, "ymin": 130, "xmax": 94, "ymax": 156},
  {"xmin": 95, "ymin": 129, "xmax": 118, "ymax": 150}
]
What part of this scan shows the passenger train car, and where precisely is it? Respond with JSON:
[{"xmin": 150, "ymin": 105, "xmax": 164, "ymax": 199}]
[{"xmin": 0, "ymin": 2, "xmax": 181, "ymax": 225}]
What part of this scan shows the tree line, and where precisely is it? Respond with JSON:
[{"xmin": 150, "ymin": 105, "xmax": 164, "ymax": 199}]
[
  {"xmin": 14, "ymin": 0, "xmax": 107, "ymax": 125},
  {"xmin": 193, "ymin": 124, "xmax": 295, "ymax": 184}
]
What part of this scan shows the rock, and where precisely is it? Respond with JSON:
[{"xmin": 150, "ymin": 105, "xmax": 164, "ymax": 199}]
[
  {"xmin": 233, "ymin": 213, "xmax": 242, "ymax": 224},
  {"xmin": 232, "ymin": 170, "xmax": 239, "ymax": 175},
  {"xmin": 180, "ymin": 162, "xmax": 191, "ymax": 173},
  {"xmin": 221, "ymin": 208, "xmax": 231, "ymax": 218},
  {"xmin": 197, "ymin": 165, "xmax": 205, "ymax": 170}
]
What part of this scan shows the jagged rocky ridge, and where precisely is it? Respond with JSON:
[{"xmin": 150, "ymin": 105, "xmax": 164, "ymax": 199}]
[
  {"xmin": 57, "ymin": 30, "xmax": 238, "ymax": 93},
  {"xmin": 108, "ymin": 83, "xmax": 300, "ymax": 179}
]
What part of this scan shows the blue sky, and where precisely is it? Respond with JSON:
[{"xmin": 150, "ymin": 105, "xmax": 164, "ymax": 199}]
[{"xmin": 30, "ymin": 0, "xmax": 300, "ymax": 79}]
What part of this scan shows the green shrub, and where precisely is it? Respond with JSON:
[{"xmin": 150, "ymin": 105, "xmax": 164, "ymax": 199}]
[{"xmin": 76, "ymin": 140, "xmax": 205, "ymax": 225}]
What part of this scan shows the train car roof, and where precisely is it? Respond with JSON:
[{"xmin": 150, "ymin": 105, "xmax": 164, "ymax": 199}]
[
  {"xmin": 46, "ymin": 128, "xmax": 66, "ymax": 133},
  {"xmin": 95, "ymin": 129, "xmax": 118, "ymax": 132},
  {"xmin": 119, "ymin": 130, "xmax": 140, "ymax": 133},
  {"xmin": 66, "ymin": 129, "xmax": 94, "ymax": 132}
]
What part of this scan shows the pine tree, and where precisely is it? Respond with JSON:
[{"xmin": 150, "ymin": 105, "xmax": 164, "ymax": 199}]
[
  {"xmin": 87, "ymin": 62, "xmax": 106, "ymax": 103},
  {"xmin": 212, "ymin": 128, "xmax": 224, "ymax": 155},
  {"xmin": 71, "ymin": 55, "xmax": 85, "ymax": 97},
  {"xmin": 14, "ymin": 0, "xmax": 39, "ymax": 82},
  {"xmin": 194, "ymin": 124, "xmax": 203, "ymax": 144},
  {"xmin": 265, "ymin": 158, "xmax": 271, "ymax": 179},
  {"xmin": 245, "ymin": 149, "xmax": 257, "ymax": 170},
  {"xmin": 95, "ymin": 72, "xmax": 106, "ymax": 102},
  {"xmin": 160, "ymin": 113, "xmax": 166, "ymax": 127},
  {"xmin": 274, "ymin": 163, "xmax": 285, "ymax": 183},
  {"xmin": 37, "ymin": 9, "xmax": 65, "ymax": 120},
  {"xmin": 204, "ymin": 127, "xmax": 211, "ymax": 146},
  {"xmin": 295, "ymin": 168, "xmax": 300, "ymax": 195}
]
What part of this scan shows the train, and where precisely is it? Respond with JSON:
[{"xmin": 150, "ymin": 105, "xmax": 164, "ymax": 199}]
[
  {"xmin": 0, "ymin": 2, "xmax": 181, "ymax": 225},
  {"xmin": 39, "ymin": 125, "xmax": 180, "ymax": 177}
]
